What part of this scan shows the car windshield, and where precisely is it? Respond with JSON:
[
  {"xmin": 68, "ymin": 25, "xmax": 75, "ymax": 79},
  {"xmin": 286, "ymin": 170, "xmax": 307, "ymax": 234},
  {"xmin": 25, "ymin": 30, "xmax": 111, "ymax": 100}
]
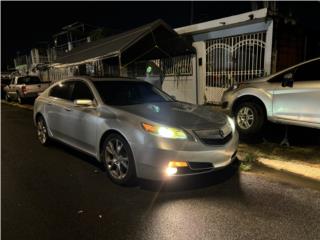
[
  {"xmin": 17, "ymin": 76, "xmax": 41, "ymax": 85},
  {"xmin": 1, "ymin": 78, "xmax": 11, "ymax": 85},
  {"xmin": 93, "ymin": 80, "xmax": 174, "ymax": 106}
]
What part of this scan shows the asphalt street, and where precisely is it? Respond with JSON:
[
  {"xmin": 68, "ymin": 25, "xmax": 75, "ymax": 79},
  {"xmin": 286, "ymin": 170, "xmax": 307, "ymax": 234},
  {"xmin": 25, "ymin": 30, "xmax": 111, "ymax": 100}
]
[{"xmin": 2, "ymin": 104, "xmax": 320, "ymax": 240}]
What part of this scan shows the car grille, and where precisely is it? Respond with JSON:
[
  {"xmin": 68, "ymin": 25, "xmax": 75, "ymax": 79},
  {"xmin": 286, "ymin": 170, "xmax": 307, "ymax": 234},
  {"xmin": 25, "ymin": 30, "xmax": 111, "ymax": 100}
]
[
  {"xmin": 193, "ymin": 124, "xmax": 233, "ymax": 146},
  {"xmin": 199, "ymin": 132, "xmax": 232, "ymax": 145}
]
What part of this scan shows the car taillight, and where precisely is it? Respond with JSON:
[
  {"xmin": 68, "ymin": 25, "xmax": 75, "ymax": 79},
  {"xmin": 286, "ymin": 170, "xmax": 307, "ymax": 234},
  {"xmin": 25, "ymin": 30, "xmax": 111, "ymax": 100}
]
[{"xmin": 22, "ymin": 86, "xmax": 27, "ymax": 94}]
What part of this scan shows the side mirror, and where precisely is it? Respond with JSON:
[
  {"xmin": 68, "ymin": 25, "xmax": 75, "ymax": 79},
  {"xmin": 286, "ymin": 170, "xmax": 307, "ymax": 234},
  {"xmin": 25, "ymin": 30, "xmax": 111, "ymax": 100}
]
[
  {"xmin": 282, "ymin": 73, "xmax": 294, "ymax": 87},
  {"xmin": 74, "ymin": 99, "xmax": 94, "ymax": 107}
]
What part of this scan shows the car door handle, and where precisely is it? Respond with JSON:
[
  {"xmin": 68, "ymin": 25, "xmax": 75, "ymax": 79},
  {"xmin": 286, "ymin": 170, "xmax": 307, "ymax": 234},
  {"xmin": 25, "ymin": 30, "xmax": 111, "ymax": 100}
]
[
  {"xmin": 47, "ymin": 102, "xmax": 53, "ymax": 106},
  {"xmin": 64, "ymin": 107, "xmax": 72, "ymax": 111}
]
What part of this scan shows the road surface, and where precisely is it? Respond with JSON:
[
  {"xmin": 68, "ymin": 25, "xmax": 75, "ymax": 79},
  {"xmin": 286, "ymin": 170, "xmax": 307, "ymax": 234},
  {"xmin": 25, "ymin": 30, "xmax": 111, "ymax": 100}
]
[{"xmin": 2, "ymin": 104, "xmax": 320, "ymax": 240}]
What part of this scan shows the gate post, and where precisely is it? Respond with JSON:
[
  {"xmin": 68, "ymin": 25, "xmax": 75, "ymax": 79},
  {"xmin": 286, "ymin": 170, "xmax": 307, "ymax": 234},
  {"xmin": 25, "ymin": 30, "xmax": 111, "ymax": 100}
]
[
  {"xmin": 192, "ymin": 41, "xmax": 206, "ymax": 105},
  {"xmin": 264, "ymin": 20, "xmax": 273, "ymax": 75}
]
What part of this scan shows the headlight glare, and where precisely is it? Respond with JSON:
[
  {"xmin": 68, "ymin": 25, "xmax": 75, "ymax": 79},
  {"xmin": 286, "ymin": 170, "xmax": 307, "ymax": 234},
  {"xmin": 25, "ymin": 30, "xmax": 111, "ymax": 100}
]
[{"xmin": 142, "ymin": 123, "xmax": 187, "ymax": 139}]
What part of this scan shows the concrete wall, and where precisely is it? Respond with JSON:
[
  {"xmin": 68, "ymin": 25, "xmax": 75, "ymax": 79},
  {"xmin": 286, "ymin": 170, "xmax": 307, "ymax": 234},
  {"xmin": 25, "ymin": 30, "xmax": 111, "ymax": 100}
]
[{"xmin": 162, "ymin": 56, "xmax": 197, "ymax": 104}]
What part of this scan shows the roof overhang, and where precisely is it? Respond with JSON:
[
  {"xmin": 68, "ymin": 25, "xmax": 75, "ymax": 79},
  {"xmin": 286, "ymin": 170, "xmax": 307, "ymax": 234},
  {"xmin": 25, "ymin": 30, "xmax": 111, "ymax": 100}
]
[
  {"xmin": 174, "ymin": 8, "xmax": 268, "ymax": 36},
  {"xmin": 54, "ymin": 19, "xmax": 195, "ymax": 67}
]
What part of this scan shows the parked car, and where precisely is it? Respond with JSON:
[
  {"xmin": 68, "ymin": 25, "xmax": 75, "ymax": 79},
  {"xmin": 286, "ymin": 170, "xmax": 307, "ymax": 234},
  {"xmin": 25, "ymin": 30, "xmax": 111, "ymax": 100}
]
[
  {"xmin": 4, "ymin": 76, "xmax": 51, "ymax": 104},
  {"xmin": 1, "ymin": 75, "xmax": 12, "ymax": 99},
  {"xmin": 221, "ymin": 57, "xmax": 320, "ymax": 136},
  {"xmin": 33, "ymin": 77, "xmax": 238, "ymax": 185}
]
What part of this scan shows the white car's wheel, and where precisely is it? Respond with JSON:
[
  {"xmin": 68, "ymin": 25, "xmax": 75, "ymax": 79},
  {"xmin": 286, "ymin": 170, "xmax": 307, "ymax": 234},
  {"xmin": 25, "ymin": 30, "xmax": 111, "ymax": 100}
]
[
  {"xmin": 36, "ymin": 116, "xmax": 50, "ymax": 146},
  {"xmin": 102, "ymin": 133, "xmax": 136, "ymax": 186},
  {"xmin": 235, "ymin": 102, "xmax": 265, "ymax": 136},
  {"xmin": 5, "ymin": 92, "xmax": 11, "ymax": 102},
  {"xmin": 17, "ymin": 93, "xmax": 24, "ymax": 104}
]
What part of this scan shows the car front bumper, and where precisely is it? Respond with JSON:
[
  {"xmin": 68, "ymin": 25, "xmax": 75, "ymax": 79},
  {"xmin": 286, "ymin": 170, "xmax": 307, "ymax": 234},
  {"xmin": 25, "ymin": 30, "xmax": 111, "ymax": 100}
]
[{"xmin": 131, "ymin": 130, "xmax": 239, "ymax": 181}]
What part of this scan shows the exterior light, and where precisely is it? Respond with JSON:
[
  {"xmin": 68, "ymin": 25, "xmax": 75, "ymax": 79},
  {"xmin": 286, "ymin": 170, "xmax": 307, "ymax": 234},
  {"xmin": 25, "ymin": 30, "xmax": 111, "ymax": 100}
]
[
  {"xmin": 166, "ymin": 167, "xmax": 178, "ymax": 176},
  {"xmin": 142, "ymin": 123, "xmax": 187, "ymax": 140},
  {"xmin": 146, "ymin": 66, "xmax": 152, "ymax": 73},
  {"xmin": 168, "ymin": 161, "xmax": 188, "ymax": 167},
  {"xmin": 166, "ymin": 161, "xmax": 188, "ymax": 176}
]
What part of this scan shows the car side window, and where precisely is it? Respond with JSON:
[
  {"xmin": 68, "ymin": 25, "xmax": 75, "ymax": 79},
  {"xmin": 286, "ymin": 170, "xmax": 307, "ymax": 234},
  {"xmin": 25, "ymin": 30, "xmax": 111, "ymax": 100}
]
[
  {"xmin": 49, "ymin": 82, "xmax": 74, "ymax": 100},
  {"xmin": 71, "ymin": 81, "xmax": 94, "ymax": 101},
  {"xmin": 294, "ymin": 60, "xmax": 320, "ymax": 82}
]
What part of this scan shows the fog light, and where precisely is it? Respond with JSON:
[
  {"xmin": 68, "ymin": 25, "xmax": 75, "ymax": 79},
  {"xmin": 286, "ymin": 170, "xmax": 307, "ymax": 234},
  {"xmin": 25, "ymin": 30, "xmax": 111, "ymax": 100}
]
[
  {"xmin": 166, "ymin": 161, "xmax": 188, "ymax": 176},
  {"xmin": 166, "ymin": 167, "xmax": 178, "ymax": 176}
]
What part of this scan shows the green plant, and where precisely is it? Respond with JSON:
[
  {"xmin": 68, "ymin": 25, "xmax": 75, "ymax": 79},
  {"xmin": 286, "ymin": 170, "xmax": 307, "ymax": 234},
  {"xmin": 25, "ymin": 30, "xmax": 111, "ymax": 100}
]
[{"xmin": 240, "ymin": 153, "xmax": 257, "ymax": 171}]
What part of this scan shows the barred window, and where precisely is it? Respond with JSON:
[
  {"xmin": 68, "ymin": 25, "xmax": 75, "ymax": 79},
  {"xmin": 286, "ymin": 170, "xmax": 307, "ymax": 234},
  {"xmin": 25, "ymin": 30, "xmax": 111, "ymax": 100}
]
[{"xmin": 159, "ymin": 55, "xmax": 193, "ymax": 76}]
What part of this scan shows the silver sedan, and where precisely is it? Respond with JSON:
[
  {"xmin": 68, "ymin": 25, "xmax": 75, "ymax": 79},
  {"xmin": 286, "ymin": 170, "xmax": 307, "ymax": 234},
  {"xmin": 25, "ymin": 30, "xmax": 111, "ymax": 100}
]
[{"xmin": 34, "ymin": 77, "xmax": 238, "ymax": 185}]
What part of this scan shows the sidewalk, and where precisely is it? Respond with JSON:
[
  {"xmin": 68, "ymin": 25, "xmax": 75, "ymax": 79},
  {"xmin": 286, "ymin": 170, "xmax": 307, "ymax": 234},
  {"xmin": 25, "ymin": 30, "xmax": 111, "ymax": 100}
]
[
  {"xmin": 1, "ymin": 100, "xmax": 33, "ymax": 110},
  {"xmin": 258, "ymin": 157, "xmax": 320, "ymax": 181},
  {"xmin": 238, "ymin": 142, "xmax": 320, "ymax": 181}
]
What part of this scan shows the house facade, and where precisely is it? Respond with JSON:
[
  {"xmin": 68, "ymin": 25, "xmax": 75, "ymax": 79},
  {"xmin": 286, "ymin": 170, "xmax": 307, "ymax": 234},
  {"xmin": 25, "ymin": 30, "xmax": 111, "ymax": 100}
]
[
  {"xmin": 163, "ymin": 8, "xmax": 273, "ymax": 105},
  {"xmin": 12, "ymin": 8, "xmax": 318, "ymax": 106},
  {"xmin": 163, "ymin": 7, "xmax": 319, "ymax": 105}
]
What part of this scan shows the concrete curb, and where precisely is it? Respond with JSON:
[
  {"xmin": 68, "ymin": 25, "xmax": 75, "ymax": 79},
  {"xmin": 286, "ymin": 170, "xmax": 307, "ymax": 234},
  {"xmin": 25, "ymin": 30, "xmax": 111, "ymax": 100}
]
[
  {"xmin": 1, "ymin": 100, "xmax": 33, "ymax": 111},
  {"xmin": 257, "ymin": 157, "xmax": 320, "ymax": 182}
]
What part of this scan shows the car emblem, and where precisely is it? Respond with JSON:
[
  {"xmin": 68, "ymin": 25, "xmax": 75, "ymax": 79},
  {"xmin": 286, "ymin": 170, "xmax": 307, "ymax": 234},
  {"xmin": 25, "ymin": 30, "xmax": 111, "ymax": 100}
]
[{"xmin": 219, "ymin": 129, "xmax": 225, "ymax": 138}]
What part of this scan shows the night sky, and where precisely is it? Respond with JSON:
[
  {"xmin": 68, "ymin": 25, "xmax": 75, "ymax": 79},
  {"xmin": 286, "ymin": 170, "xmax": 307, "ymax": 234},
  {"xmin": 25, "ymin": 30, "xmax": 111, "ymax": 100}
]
[{"xmin": 2, "ymin": 1, "xmax": 320, "ymax": 70}]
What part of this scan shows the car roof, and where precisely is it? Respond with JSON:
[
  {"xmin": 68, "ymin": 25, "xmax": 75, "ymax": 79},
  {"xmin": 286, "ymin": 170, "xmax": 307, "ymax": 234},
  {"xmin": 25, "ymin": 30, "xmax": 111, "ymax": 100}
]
[{"xmin": 70, "ymin": 76, "xmax": 144, "ymax": 82}]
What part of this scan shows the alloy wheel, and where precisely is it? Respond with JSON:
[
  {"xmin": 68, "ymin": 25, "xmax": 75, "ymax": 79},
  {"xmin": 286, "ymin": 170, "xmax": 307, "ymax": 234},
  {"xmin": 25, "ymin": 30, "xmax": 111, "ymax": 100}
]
[
  {"xmin": 17, "ymin": 95, "xmax": 22, "ymax": 104},
  {"xmin": 104, "ymin": 138, "xmax": 129, "ymax": 180},
  {"xmin": 236, "ymin": 106, "xmax": 255, "ymax": 130},
  {"xmin": 5, "ymin": 93, "xmax": 10, "ymax": 102},
  {"xmin": 37, "ymin": 118, "xmax": 47, "ymax": 144}
]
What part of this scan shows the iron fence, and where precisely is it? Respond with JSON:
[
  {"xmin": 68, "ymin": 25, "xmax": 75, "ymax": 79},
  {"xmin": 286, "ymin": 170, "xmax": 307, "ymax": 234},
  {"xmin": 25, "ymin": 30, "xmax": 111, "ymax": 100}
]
[{"xmin": 205, "ymin": 32, "xmax": 266, "ymax": 88}]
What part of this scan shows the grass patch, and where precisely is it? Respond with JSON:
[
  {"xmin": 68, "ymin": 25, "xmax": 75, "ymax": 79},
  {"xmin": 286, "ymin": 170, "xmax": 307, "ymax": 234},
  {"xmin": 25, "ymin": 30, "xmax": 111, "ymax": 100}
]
[
  {"xmin": 240, "ymin": 153, "xmax": 257, "ymax": 171},
  {"xmin": 239, "ymin": 142, "xmax": 320, "ymax": 164}
]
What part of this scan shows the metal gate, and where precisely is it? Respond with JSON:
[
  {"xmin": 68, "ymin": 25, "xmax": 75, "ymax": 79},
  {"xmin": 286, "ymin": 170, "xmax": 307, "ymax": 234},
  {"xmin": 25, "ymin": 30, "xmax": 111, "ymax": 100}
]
[{"xmin": 205, "ymin": 32, "xmax": 266, "ymax": 104}]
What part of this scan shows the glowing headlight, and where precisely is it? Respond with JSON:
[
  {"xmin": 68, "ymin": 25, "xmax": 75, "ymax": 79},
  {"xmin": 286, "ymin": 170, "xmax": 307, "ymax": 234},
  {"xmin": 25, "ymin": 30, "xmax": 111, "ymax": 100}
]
[
  {"xmin": 142, "ymin": 123, "xmax": 187, "ymax": 139},
  {"xmin": 227, "ymin": 116, "xmax": 236, "ymax": 132}
]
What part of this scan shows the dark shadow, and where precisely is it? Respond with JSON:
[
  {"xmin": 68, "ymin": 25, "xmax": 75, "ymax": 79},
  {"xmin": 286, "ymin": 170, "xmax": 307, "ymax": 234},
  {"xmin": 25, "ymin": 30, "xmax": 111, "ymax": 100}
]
[
  {"xmin": 22, "ymin": 98, "xmax": 36, "ymax": 105},
  {"xmin": 48, "ymin": 139, "xmax": 141, "ymax": 188},
  {"xmin": 240, "ymin": 122, "xmax": 320, "ymax": 146},
  {"xmin": 139, "ymin": 159, "xmax": 241, "ymax": 192},
  {"xmin": 49, "ymin": 139, "xmax": 103, "ymax": 170}
]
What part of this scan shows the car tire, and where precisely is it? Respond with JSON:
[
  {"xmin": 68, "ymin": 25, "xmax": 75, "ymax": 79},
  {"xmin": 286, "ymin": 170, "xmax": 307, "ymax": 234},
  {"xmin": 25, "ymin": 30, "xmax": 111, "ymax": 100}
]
[
  {"xmin": 234, "ymin": 101, "xmax": 265, "ymax": 136},
  {"xmin": 5, "ymin": 92, "xmax": 11, "ymax": 102},
  {"xmin": 101, "ymin": 133, "xmax": 137, "ymax": 186},
  {"xmin": 17, "ymin": 93, "xmax": 24, "ymax": 104},
  {"xmin": 36, "ymin": 115, "xmax": 51, "ymax": 146}
]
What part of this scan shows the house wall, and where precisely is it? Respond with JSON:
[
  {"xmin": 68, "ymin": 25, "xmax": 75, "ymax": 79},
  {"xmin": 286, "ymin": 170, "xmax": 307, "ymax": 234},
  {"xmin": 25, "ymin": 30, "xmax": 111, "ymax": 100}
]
[
  {"xmin": 162, "ymin": 56, "xmax": 197, "ymax": 104},
  {"xmin": 172, "ymin": 9, "xmax": 273, "ymax": 105}
]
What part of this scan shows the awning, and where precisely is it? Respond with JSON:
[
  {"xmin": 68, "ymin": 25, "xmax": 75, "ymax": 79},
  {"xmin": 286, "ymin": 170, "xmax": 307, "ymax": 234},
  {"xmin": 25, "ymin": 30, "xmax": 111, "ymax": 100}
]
[{"xmin": 55, "ymin": 19, "xmax": 195, "ymax": 67}]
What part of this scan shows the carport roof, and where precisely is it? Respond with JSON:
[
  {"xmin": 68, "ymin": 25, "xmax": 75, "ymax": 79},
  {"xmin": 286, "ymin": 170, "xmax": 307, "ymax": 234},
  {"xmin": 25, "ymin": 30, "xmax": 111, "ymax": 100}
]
[{"xmin": 55, "ymin": 19, "xmax": 195, "ymax": 66}]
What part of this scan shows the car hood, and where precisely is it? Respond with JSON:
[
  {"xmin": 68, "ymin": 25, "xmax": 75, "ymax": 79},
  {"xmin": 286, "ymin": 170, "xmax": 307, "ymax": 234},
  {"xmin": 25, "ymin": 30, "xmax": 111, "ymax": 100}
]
[
  {"xmin": 242, "ymin": 76, "xmax": 269, "ymax": 84},
  {"xmin": 117, "ymin": 101, "xmax": 228, "ymax": 130}
]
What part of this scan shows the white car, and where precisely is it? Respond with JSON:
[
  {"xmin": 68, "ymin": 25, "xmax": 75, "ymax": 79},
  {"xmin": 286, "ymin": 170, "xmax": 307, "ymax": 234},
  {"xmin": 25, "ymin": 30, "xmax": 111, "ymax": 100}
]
[
  {"xmin": 4, "ymin": 76, "xmax": 51, "ymax": 104},
  {"xmin": 33, "ymin": 77, "xmax": 238, "ymax": 185},
  {"xmin": 221, "ymin": 57, "xmax": 320, "ymax": 136}
]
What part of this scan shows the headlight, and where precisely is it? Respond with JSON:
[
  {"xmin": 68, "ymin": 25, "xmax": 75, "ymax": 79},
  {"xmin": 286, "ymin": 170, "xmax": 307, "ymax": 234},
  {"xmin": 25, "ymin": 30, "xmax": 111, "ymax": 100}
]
[
  {"xmin": 227, "ymin": 116, "xmax": 236, "ymax": 132},
  {"xmin": 142, "ymin": 122, "xmax": 187, "ymax": 140}
]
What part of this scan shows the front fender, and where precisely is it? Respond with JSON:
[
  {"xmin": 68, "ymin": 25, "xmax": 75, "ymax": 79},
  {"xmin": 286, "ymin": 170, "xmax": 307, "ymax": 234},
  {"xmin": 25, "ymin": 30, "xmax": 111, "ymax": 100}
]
[{"xmin": 232, "ymin": 88, "xmax": 273, "ymax": 118}]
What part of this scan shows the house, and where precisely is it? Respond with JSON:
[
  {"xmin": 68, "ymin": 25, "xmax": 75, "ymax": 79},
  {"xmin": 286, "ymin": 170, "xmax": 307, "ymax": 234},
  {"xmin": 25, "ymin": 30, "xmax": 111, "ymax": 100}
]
[
  {"xmin": 12, "ymin": 7, "xmax": 319, "ymax": 105},
  {"xmin": 163, "ymin": 7, "xmax": 319, "ymax": 105}
]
